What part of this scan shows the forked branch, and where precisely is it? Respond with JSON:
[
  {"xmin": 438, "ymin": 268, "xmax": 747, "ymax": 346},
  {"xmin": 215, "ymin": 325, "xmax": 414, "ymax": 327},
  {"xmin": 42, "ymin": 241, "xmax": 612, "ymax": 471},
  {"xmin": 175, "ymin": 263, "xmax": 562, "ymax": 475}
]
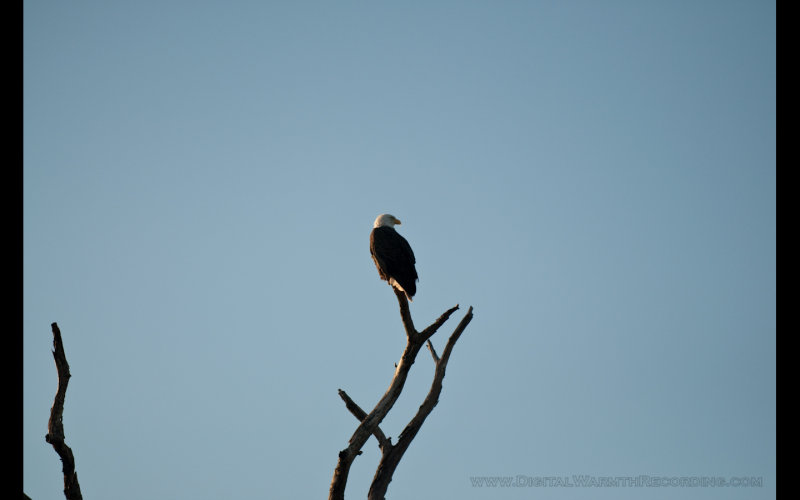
[
  {"xmin": 338, "ymin": 389, "xmax": 392, "ymax": 452},
  {"xmin": 330, "ymin": 292, "xmax": 473, "ymax": 500},
  {"xmin": 368, "ymin": 306, "xmax": 473, "ymax": 500}
]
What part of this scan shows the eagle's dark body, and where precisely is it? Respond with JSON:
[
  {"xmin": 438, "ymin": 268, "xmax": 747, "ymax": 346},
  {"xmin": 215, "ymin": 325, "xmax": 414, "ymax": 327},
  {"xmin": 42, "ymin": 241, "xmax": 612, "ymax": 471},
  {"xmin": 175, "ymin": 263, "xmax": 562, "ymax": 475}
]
[{"xmin": 370, "ymin": 216, "xmax": 418, "ymax": 301}]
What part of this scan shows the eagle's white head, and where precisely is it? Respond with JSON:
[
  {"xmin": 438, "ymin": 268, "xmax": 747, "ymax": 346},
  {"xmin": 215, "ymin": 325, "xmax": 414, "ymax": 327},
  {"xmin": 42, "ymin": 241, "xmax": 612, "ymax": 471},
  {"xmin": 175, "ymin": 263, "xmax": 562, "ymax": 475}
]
[{"xmin": 374, "ymin": 213, "xmax": 402, "ymax": 228}]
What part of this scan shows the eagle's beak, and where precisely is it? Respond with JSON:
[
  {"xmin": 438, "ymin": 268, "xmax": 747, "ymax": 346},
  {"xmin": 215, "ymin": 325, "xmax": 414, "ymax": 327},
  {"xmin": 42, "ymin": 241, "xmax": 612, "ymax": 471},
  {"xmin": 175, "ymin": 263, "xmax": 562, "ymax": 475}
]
[{"xmin": 394, "ymin": 218, "xmax": 402, "ymax": 225}]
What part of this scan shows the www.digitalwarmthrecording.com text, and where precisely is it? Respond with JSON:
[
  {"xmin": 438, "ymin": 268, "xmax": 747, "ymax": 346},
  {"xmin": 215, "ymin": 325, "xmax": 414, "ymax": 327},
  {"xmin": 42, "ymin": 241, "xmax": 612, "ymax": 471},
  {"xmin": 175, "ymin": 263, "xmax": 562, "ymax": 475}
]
[{"xmin": 470, "ymin": 475, "xmax": 762, "ymax": 488}]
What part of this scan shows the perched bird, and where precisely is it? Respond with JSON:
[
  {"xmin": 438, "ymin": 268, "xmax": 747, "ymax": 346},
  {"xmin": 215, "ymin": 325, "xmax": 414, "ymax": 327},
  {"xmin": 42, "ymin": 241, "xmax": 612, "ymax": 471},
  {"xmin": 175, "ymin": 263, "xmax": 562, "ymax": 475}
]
[{"xmin": 370, "ymin": 214, "xmax": 418, "ymax": 301}]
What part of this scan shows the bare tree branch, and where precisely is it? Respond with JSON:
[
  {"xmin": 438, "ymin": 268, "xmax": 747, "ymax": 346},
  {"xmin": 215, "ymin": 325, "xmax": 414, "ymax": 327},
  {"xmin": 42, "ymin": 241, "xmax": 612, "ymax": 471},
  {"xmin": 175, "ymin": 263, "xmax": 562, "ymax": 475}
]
[
  {"xmin": 45, "ymin": 322, "xmax": 83, "ymax": 500},
  {"xmin": 417, "ymin": 304, "xmax": 461, "ymax": 343},
  {"xmin": 368, "ymin": 307, "xmax": 474, "ymax": 500},
  {"xmin": 338, "ymin": 389, "xmax": 392, "ymax": 452},
  {"xmin": 329, "ymin": 290, "xmax": 473, "ymax": 500},
  {"xmin": 329, "ymin": 334, "xmax": 424, "ymax": 499},
  {"xmin": 393, "ymin": 288, "xmax": 417, "ymax": 338},
  {"xmin": 426, "ymin": 339, "xmax": 439, "ymax": 363}
]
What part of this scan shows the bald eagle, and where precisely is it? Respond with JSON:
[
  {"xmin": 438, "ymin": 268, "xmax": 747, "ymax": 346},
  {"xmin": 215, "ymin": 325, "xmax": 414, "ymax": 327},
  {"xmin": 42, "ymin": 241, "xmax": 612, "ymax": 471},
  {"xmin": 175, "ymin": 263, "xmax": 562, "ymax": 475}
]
[{"xmin": 370, "ymin": 214, "xmax": 418, "ymax": 301}]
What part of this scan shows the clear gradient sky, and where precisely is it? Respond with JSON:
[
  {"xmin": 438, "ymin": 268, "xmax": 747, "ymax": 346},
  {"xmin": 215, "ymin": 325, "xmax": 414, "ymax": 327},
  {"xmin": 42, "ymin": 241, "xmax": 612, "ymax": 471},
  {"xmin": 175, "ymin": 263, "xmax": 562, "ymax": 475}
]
[{"xmin": 24, "ymin": 1, "xmax": 775, "ymax": 499}]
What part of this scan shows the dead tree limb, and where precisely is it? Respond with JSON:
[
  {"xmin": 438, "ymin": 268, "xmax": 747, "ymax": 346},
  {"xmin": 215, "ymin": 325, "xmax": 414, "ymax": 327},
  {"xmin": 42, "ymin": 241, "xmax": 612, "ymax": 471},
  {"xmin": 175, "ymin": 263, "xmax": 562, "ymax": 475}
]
[
  {"xmin": 338, "ymin": 389, "xmax": 392, "ymax": 452},
  {"xmin": 45, "ymin": 322, "xmax": 83, "ymax": 500},
  {"xmin": 329, "ymin": 290, "xmax": 473, "ymax": 500},
  {"xmin": 368, "ymin": 306, "xmax": 473, "ymax": 500}
]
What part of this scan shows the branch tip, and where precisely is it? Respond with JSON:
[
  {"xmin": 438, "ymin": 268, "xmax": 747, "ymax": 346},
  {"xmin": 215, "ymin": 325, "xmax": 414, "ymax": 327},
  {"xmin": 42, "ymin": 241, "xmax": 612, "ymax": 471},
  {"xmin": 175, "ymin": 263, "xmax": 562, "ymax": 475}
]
[{"xmin": 426, "ymin": 340, "xmax": 440, "ymax": 363}]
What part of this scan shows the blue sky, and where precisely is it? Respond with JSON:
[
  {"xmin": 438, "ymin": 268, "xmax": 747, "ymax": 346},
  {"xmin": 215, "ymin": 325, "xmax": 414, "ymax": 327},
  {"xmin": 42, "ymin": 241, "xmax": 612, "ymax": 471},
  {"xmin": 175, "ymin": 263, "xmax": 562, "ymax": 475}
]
[{"xmin": 24, "ymin": 1, "xmax": 775, "ymax": 499}]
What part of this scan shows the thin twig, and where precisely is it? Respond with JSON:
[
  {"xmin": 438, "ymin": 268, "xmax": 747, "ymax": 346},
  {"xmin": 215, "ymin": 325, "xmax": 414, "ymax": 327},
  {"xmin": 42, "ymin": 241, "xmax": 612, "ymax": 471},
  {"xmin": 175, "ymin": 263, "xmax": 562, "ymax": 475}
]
[
  {"xmin": 426, "ymin": 340, "xmax": 440, "ymax": 363},
  {"xmin": 417, "ymin": 304, "xmax": 460, "ymax": 343}
]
